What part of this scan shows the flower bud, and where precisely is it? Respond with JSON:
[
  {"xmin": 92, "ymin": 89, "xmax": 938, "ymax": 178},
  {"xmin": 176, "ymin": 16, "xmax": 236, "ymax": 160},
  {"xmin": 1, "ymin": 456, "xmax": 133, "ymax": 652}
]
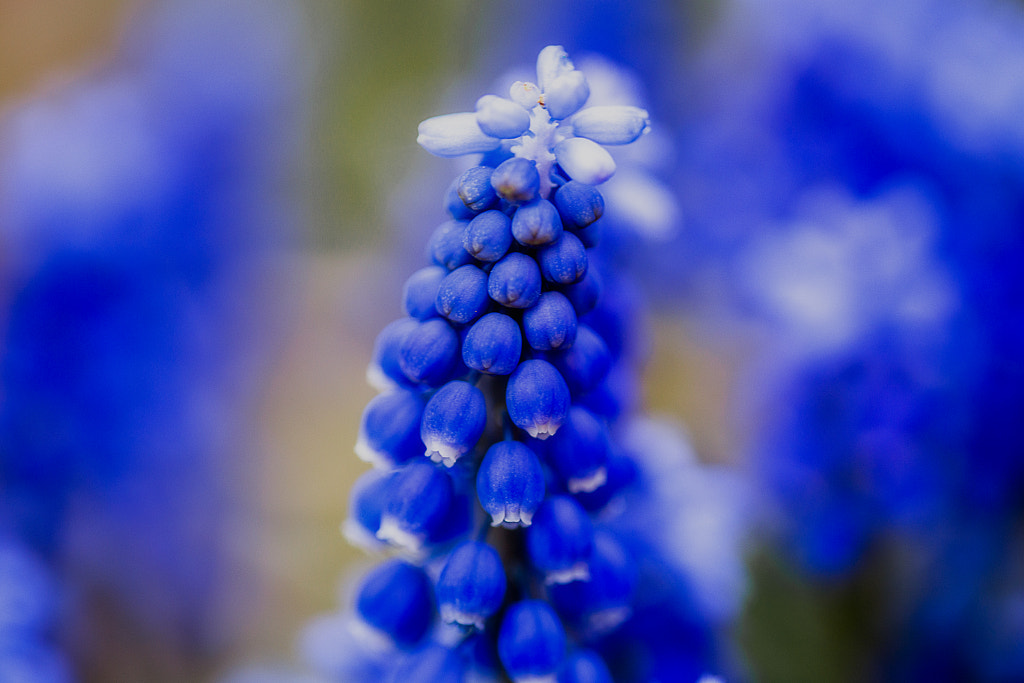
[
  {"xmin": 554, "ymin": 138, "xmax": 615, "ymax": 185},
  {"xmin": 571, "ymin": 105, "xmax": 650, "ymax": 145},
  {"xmin": 418, "ymin": 112, "xmax": 500, "ymax": 157},
  {"xmin": 511, "ymin": 198, "xmax": 563, "ymax": 246},
  {"xmin": 436, "ymin": 264, "xmax": 489, "ymax": 325},
  {"xmin": 462, "ymin": 312, "xmax": 522, "ymax": 376},
  {"xmin": 523, "ymin": 291, "xmax": 577, "ymax": 351},
  {"xmin": 488, "ymin": 252, "xmax": 542, "ymax": 309},
  {"xmin": 464, "ymin": 209, "xmax": 513, "ymax": 262},
  {"xmin": 475, "ymin": 95, "xmax": 531, "ymax": 139}
]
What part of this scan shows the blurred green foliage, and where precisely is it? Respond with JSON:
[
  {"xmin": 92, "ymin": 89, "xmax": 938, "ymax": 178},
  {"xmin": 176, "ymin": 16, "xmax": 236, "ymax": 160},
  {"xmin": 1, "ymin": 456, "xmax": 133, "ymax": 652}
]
[{"xmin": 301, "ymin": 0, "xmax": 489, "ymax": 250}]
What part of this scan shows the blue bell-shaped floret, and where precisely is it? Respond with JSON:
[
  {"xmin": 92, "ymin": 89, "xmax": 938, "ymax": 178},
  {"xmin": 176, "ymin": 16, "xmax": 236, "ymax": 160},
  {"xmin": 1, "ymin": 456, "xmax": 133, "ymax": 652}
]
[
  {"xmin": 436, "ymin": 540, "xmax": 507, "ymax": 629},
  {"xmin": 428, "ymin": 220, "xmax": 473, "ymax": 271},
  {"xmin": 506, "ymin": 359, "xmax": 570, "ymax": 439},
  {"xmin": 511, "ymin": 199, "xmax": 563, "ymax": 246},
  {"xmin": 491, "ymin": 158, "xmax": 540, "ymax": 205},
  {"xmin": 421, "ymin": 380, "xmax": 487, "ymax": 467},
  {"xmin": 553, "ymin": 181, "xmax": 604, "ymax": 230},
  {"xmin": 377, "ymin": 461, "xmax": 456, "ymax": 553},
  {"xmin": 355, "ymin": 559, "xmax": 434, "ymax": 648},
  {"xmin": 538, "ymin": 232, "xmax": 588, "ymax": 285},
  {"xmin": 543, "ymin": 406, "xmax": 609, "ymax": 494},
  {"xmin": 523, "ymin": 291, "xmax": 578, "ymax": 352},
  {"xmin": 476, "ymin": 440, "xmax": 546, "ymax": 527},
  {"xmin": 355, "ymin": 390, "xmax": 426, "ymax": 469},
  {"xmin": 463, "ymin": 210, "xmax": 513, "ymax": 263},
  {"xmin": 456, "ymin": 166, "xmax": 498, "ymax": 213},
  {"xmin": 488, "ymin": 252, "xmax": 542, "ymax": 309},
  {"xmin": 398, "ymin": 318, "xmax": 460, "ymax": 387},
  {"xmin": 498, "ymin": 599, "xmax": 567, "ymax": 683},
  {"xmin": 368, "ymin": 318, "xmax": 420, "ymax": 391},
  {"xmin": 526, "ymin": 495, "xmax": 594, "ymax": 584},
  {"xmin": 403, "ymin": 266, "xmax": 447, "ymax": 320},
  {"xmin": 443, "ymin": 175, "xmax": 476, "ymax": 220},
  {"xmin": 559, "ymin": 269, "xmax": 602, "ymax": 317},
  {"xmin": 436, "ymin": 264, "xmax": 490, "ymax": 325},
  {"xmin": 462, "ymin": 312, "xmax": 523, "ymax": 376}
]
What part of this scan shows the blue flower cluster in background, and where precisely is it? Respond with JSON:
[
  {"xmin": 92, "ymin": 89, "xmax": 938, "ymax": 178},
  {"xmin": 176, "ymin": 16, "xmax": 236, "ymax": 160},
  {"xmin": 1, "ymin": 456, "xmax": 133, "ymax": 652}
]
[
  {"xmin": 0, "ymin": 0, "xmax": 307, "ymax": 675},
  {"xmin": 655, "ymin": 0, "xmax": 1024, "ymax": 678},
  {"xmin": 285, "ymin": 46, "xmax": 747, "ymax": 683}
]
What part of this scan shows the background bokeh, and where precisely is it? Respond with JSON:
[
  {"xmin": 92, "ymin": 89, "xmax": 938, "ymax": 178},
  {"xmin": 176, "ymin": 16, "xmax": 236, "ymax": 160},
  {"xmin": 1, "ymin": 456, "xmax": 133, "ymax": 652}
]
[{"xmin": 2, "ymin": 1, "xmax": 1023, "ymax": 682}]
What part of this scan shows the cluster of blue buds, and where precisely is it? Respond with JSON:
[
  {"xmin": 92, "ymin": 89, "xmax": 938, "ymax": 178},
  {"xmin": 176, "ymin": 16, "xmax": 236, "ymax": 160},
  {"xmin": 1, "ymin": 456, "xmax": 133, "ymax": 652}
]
[{"xmin": 325, "ymin": 46, "xmax": 728, "ymax": 683}]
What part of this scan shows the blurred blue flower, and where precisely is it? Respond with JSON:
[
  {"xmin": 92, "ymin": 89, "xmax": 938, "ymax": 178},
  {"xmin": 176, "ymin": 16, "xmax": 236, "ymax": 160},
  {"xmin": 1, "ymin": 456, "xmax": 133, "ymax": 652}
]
[
  {"xmin": 669, "ymin": 0, "xmax": 1024, "ymax": 678},
  {"xmin": 0, "ymin": 0, "xmax": 308, "ymax": 665}
]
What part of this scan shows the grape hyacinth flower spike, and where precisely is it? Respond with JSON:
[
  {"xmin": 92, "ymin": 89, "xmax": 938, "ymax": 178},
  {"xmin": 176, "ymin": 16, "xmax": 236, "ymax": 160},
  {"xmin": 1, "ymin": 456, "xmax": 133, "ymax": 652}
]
[{"xmin": 321, "ymin": 46, "xmax": 732, "ymax": 682}]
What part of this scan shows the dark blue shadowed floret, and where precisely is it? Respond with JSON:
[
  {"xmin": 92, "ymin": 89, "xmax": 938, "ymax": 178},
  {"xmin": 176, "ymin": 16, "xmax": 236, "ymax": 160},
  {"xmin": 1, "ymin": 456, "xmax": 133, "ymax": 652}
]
[
  {"xmin": 572, "ymin": 449, "xmax": 638, "ymax": 512},
  {"xmin": 526, "ymin": 494, "xmax": 594, "ymax": 585},
  {"xmin": 355, "ymin": 559, "xmax": 434, "ymax": 647},
  {"xmin": 457, "ymin": 166, "xmax": 498, "ymax": 213},
  {"xmin": 552, "ymin": 324, "xmax": 611, "ymax": 395},
  {"xmin": 544, "ymin": 406, "xmax": 609, "ymax": 494},
  {"xmin": 554, "ymin": 181, "xmax": 604, "ymax": 231},
  {"xmin": 476, "ymin": 440, "xmax": 546, "ymax": 528},
  {"xmin": 506, "ymin": 359, "xmax": 571, "ymax": 439},
  {"xmin": 488, "ymin": 252, "xmax": 542, "ymax": 309},
  {"xmin": 462, "ymin": 312, "xmax": 523, "ymax": 376},
  {"xmin": 511, "ymin": 198, "xmax": 563, "ymax": 246},
  {"xmin": 344, "ymin": 468, "xmax": 391, "ymax": 550},
  {"xmin": 356, "ymin": 390, "xmax": 426, "ymax": 469},
  {"xmin": 421, "ymin": 380, "xmax": 487, "ymax": 468},
  {"xmin": 463, "ymin": 210, "xmax": 513, "ymax": 263},
  {"xmin": 538, "ymin": 231, "xmax": 588, "ymax": 285},
  {"xmin": 436, "ymin": 264, "xmax": 490, "ymax": 325},
  {"xmin": 560, "ymin": 269, "xmax": 603, "ymax": 317},
  {"xmin": 436, "ymin": 540, "xmax": 507, "ymax": 629},
  {"xmin": 368, "ymin": 317, "xmax": 421, "ymax": 390},
  {"xmin": 491, "ymin": 158, "xmax": 541, "ymax": 205},
  {"xmin": 428, "ymin": 220, "xmax": 474, "ymax": 271},
  {"xmin": 498, "ymin": 600, "xmax": 567, "ymax": 682},
  {"xmin": 523, "ymin": 291, "xmax": 578, "ymax": 351},
  {"xmin": 398, "ymin": 318, "xmax": 460, "ymax": 386},
  {"xmin": 403, "ymin": 266, "xmax": 447, "ymax": 320},
  {"xmin": 378, "ymin": 461, "xmax": 456, "ymax": 553},
  {"xmin": 549, "ymin": 530, "xmax": 637, "ymax": 637}
]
